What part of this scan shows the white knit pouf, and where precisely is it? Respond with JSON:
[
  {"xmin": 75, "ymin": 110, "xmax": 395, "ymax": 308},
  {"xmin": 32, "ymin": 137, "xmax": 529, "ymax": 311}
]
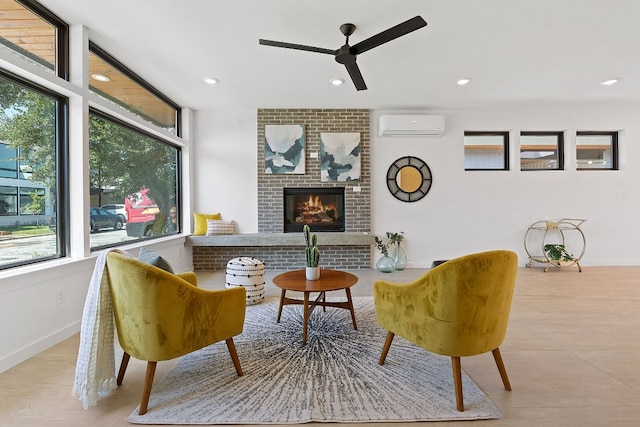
[{"xmin": 225, "ymin": 257, "xmax": 266, "ymax": 305}]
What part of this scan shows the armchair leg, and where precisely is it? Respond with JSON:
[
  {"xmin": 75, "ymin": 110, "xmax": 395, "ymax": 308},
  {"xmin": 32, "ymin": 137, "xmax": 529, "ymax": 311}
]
[
  {"xmin": 138, "ymin": 361, "xmax": 157, "ymax": 415},
  {"xmin": 226, "ymin": 338, "xmax": 243, "ymax": 376},
  {"xmin": 451, "ymin": 356, "xmax": 464, "ymax": 411},
  {"xmin": 117, "ymin": 352, "xmax": 130, "ymax": 386},
  {"xmin": 378, "ymin": 331, "xmax": 395, "ymax": 365},
  {"xmin": 492, "ymin": 347, "xmax": 512, "ymax": 391}
]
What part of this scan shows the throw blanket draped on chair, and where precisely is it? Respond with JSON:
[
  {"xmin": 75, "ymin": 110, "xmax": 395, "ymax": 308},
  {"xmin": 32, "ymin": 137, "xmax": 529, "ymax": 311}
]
[{"xmin": 72, "ymin": 248, "xmax": 130, "ymax": 409}]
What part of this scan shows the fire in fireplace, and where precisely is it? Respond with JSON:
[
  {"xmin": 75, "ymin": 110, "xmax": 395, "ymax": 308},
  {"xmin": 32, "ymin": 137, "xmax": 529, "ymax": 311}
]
[{"xmin": 283, "ymin": 187, "xmax": 345, "ymax": 232}]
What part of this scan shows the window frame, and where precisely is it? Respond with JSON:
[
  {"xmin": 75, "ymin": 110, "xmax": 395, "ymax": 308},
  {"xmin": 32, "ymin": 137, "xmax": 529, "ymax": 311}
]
[
  {"xmin": 0, "ymin": 68, "xmax": 69, "ymax": 269},
  {"xmin": 8, "ymin": 0, "xmax": 69, "ymax": 79},
  {"xmin": 88, "ymin": 108, "xmax": 182, "ymax": 250},
  {"xmin": 576, "ymin": 131, "xmax": 618, "ymax": 171},
  {"xmin": 520, "ymin": 131, "xmax": 564, "ymax": 171},
  {"xmin": 464, "ymin": 131, "xmax": 510, "ymax": 171}
]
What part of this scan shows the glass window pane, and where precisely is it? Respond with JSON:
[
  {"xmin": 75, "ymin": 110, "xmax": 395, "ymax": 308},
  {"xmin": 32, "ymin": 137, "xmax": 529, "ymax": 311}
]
[
  {"xmin": 576, "ymin": 133, "xmax": 616, "ymax": 170},
  {"xmin": 0, "ymin": 72, "xmax": 60, "ymax": 268},
  {"xmin": 464, "ymin": 132, "xmax": 509, "ymax": 170},
  {"xmin": 0, "ymin": 142, "xmax": 18, "ymax": 178},
  {"xmin": 0, "ymin": 0, "xmax": 58, "ymax": 73},
  {"xmin": 0, "ymin": 185, "xmax": 17, "ymax": 215},
  {"xmin": 520, "ymin": 133, "xmax": 563, "ymax": 170},
  {"xmin": 89, "ymin": 112, "xmax": 179, "ymax": 249},
  {"xmin": 88, "ymin": 48, "xmax": 178, "ymax": 133},
  {"xmin": 19, "ymin": 186, "xmax": 45, "ymax": 215}
]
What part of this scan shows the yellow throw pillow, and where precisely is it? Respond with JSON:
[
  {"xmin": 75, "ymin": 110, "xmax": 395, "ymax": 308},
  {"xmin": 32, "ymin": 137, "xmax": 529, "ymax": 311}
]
[{"xmin": 193, "ymin": 212, "xmax": 221, "ymax": 235}]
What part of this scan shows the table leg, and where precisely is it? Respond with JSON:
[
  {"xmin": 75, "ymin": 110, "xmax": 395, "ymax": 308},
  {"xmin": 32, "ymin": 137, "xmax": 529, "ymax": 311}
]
[
  {"xmin": 345, "ymin": 287, "xmax": 357, "ymax": 330},
  {"xmin": 302, "ymin": 291, "xmax": 310, "ymax": 345},
  {"xmin": 276, "ymin": 289, "xmax": 286, "ymax": 323}
]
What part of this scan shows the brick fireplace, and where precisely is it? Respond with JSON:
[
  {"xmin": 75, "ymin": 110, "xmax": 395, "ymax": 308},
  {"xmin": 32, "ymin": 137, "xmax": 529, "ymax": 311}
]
[{"xmin": 191, "ymin": 108, "xmax": 372, "ymax": 270}]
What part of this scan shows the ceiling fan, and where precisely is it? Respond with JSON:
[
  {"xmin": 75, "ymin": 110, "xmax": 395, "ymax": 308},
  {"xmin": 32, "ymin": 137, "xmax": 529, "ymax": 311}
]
[{"xmin": 259, "ymin": 16, "xmax": 427, "ymax": 91}]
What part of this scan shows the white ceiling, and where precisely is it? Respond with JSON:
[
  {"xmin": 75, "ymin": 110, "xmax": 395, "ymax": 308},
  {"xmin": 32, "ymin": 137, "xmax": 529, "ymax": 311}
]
[{"xmin": 39, "ymin": 0, "xmax": 640, "ymax": 112}]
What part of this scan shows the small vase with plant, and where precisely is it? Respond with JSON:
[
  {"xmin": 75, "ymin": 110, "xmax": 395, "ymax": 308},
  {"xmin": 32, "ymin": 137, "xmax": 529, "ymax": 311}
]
[
  {"xmin": 387, "ymin": 231, "xmax": 407, "ymax": 270},
  {"xmin": 304, "ymin": 224, "xmax": 321, "ymax": 280},
  {"xmin": 374, "ymin": 232, "xmax": 398, "ymax": 273},
  {"xmin": 544, "ymin": 243, "xmax": 574, "ymax": 263}
]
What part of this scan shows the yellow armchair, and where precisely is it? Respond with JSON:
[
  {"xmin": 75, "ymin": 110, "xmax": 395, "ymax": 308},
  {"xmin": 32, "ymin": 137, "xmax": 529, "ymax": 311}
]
[
  {"xmin": 105, "ymin": 252, "xmax": 246, "ymax": 415},
  {"xmin": 374, "ymin": 250, "xmax": 518, "ymax": 411}
]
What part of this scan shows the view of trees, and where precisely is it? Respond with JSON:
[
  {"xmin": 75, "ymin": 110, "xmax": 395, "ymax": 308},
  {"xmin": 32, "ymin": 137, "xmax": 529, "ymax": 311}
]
[{"xmin": 0, "ymin": 74, "xmax": 178, "ymax": 237}]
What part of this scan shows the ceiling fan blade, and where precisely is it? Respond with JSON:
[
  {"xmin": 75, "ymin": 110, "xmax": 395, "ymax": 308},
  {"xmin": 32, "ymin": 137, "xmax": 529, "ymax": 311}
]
[
  {"xmin": 259, "ymin": 39, "xmax": 336, "ymax": 55},
  {"xmin": 345, "ymin": 63, "xmax": 367, "ymax": 91},
  {"xmin": 351, "ymin": 16, "xmax": 427, "ymax": 55}
]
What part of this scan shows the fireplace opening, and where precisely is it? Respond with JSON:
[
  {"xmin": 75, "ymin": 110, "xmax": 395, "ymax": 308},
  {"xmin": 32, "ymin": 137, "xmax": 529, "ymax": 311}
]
[{"xmin": 283, "ymin": 187, "xmax": 345, "ymax": 233}]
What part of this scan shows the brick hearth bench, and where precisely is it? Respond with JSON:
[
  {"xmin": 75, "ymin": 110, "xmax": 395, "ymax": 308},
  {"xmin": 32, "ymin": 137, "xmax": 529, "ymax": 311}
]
[{"xmin": 186, "ymin": 232, "xmax": 375, "ymax": 271}]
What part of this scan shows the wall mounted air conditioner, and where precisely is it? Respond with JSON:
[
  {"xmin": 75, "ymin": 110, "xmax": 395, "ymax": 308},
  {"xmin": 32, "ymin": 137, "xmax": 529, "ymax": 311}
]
[{"xmin": 378, "ymin": 114, "xmax": 445, "ymax": 137}]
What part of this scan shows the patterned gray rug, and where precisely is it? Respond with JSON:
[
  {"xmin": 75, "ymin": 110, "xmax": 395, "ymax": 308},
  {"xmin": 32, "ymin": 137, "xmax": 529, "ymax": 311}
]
[{"xmin": 127, "ymin": 297, "xmax": 502, "ymax": 424}]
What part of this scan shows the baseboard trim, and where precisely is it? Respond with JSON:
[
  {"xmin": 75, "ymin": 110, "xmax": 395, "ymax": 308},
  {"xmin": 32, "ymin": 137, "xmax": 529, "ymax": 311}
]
[{"xmin": 0, "ymin": 321, "xmax": 80, "ymax": 373}]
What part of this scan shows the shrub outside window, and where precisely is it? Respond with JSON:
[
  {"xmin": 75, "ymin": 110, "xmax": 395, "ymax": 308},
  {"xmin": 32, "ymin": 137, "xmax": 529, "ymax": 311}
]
[
  {"xmin": 576, "ymin": 131, "xmax": 618, "ymax": 170},
  {"xmin": 520, "ymin": 132, "xmax": 564, "ymax": 170},
  {"xmin": 88, "ymin": 111, "xmax": 180, "ymax": 250},
  {"xmin": 464, "ymin": 131, "xmax": 509, "ymax": 170}
]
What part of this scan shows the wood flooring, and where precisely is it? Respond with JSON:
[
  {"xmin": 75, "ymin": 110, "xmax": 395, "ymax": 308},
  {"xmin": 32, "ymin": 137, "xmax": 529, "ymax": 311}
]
[{"xmin": 1, "ymin": 265, "xmax": 639, "ymax": 426}]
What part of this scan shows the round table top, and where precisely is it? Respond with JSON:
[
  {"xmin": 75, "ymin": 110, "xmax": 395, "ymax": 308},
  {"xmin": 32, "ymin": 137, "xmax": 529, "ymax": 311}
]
[{"xmin": 273, "ymin": 269, "xmax": 358, "ymax": 292}]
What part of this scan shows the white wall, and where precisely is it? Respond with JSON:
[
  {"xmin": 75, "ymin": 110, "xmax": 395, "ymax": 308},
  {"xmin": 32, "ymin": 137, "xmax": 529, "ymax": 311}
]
[
  {"xmin": 192, "ymin": 110, "xmax": 258, "ymax": 232},
  {"xmin": 0, "ymin": 239, "xmax": 191, "ymax": 373},
  {"xmin": 194, "ymin": 105, "xmax": 640, "ymax": 268},
  {"xmin": 372, "ymin": 106, "xmax": 640, "ymax": 267}
]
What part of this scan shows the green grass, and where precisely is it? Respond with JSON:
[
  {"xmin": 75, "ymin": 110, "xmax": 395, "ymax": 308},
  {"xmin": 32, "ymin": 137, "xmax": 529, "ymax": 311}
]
[{"xmin": 0, "ymin": 225, "xmax": 53, "ymax": 236}]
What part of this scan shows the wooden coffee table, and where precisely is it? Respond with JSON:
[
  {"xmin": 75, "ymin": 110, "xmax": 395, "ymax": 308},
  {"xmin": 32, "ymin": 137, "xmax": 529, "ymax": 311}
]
[{"xmin": 272, "ymin": 269, "xmax": 358, "ymax": 344}]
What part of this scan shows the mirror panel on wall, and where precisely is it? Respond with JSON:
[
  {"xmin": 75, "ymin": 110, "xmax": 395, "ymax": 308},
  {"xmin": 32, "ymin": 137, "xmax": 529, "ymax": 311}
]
[{"xmin": 386, "ymin": 156, "xmax": 432, "ymax": 202}]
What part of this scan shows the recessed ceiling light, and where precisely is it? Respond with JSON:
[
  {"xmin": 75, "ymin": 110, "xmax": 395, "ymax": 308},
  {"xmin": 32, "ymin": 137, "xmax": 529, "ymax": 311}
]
[
  {"xmin": 91, "ymin": 73, "xmax": 110, "ymax": 82},
  {"xmin": 456, "ymin": 78, "xmax": 472, "ymax": 86},
  {"xmin": 601, "ymin": 78, "xmax": 619, "ymax": 86},
  {"xmin": 203, "ymin": 77, "xmax": 219, "ymax": 85},
  {"xmin": 330, "ymin": 78, "xmax": 345, "ymax": 86}
]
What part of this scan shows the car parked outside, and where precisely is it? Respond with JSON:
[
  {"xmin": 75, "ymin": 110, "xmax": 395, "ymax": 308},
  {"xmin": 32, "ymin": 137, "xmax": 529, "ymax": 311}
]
[
  {"xmin": 101, "ymin": 203, "xmax": 127, "ymax": 222},
  {"xmin": 48, "ymin": 208, "xmax": 124, "ymax": 232},
  {"xmin": 90, "ymin": 207, "xmax": 123, "ymax": 232}
]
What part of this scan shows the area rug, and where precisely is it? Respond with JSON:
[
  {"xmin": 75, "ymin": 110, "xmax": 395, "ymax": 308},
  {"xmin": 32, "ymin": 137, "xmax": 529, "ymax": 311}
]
[{"xmin": 127, "ymin": 297, "xmax": 502, "ymax": 424}]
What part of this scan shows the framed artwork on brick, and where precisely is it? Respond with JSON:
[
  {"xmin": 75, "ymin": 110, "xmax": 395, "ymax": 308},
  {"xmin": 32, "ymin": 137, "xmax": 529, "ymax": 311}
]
[
  {"xmin": 320, "ymin": 132, "xmax": 361, "ymax": 181},
  {"xmin": 265, "ymin": 124, "xmax": 305, "ymax": 174}
]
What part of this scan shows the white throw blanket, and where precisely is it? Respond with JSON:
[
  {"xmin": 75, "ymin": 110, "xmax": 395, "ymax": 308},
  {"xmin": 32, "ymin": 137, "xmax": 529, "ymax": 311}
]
[{"xmin": 72, "ymin": 248, "xmax": 130, "ymax": 409}]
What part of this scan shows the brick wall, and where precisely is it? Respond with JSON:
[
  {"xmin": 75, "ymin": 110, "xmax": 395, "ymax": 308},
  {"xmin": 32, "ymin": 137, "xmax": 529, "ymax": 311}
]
[
  {"xmin": 193, "ymin": 109, "xmax": 372, "ymax": 271},
  {"xmin": 257, "ymin": 109, "xmax": 371, "ymax": 233},
  {"xmin": 193, "ymin": 245, "xmax": 371, "ymax": 271}
]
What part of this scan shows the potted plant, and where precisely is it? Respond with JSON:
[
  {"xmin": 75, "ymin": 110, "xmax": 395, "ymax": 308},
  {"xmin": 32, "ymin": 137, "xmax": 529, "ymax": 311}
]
[
  {"xmin": 544, "ymin": 243, "xmax": 574, "ymax": 263},
  {"xmin": 304, "ymin": 224, "xmax": 321, "ymax": 280},
  {"xmin": 374, "ymin": 233, "xmax": 397, "ymax": 273},
  {"xmin": 387, "ymin": 231, "xmax": 406, "ymax": 270}
]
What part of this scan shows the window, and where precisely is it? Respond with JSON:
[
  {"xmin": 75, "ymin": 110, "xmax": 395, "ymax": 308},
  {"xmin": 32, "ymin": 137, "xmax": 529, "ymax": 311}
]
[
  {"xmin": 88, "ymin": 43, "xmax": 180, "ymax": 133},
  {"xmin": 0, "ymin": 70, "xmax": 66, "ymax": 268},
  {"xmin": 576, "ymin": 131, "xmax": 618, "ymax": 170},
  {"xmin": 520, "ymin": 132, "xmax": 564, "ymax": 170},
  {"xmin": 464, "ymin": 131, "xmax": 509, "ymax": 170},
  {"xmin": 0, "ymin": 0, "xmax": 68, "ymax": 78},
  {"xmin": 88, "ymin": 111, "xmax": 180, "ymax": 249},
  {"xmin": 0, "ymin": 1, "xmax": 185, "ymax": 270}
]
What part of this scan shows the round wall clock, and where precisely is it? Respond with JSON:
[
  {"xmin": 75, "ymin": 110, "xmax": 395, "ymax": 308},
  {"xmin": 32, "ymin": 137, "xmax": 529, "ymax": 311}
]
[{"xmin": 386, "ymin": 156, "xmax": 432, "ymax": 202}]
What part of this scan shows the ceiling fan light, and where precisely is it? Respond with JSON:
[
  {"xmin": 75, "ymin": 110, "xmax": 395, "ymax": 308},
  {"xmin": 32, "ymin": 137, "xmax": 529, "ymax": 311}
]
[
  {"xmin": 203, "ymin": 77, "xmax": 219, "ymax": 85},
  {"xmin": 330, "ymin": 78, "xmax": 345, "ymax": 86},
  {"xmin": 456, "ymin": 78, "xmax": 472, "ymax": 86}
]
